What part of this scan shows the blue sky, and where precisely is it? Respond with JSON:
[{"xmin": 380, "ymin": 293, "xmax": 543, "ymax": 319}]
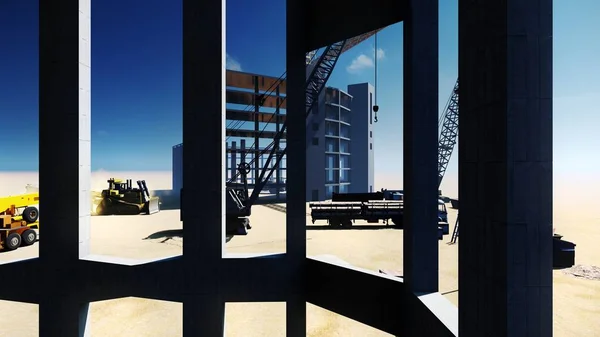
[{"xmin": 0, "ymin": 0, "xmax": 599, "ymax": 183}]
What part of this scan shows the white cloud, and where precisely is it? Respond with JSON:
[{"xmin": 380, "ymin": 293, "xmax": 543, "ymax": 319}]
[
  {"xmin": 374, "ymin": 47, "xmax": 385, "ymax": 60},
  {"xmin": 346, "ymin": 48, "xmax": 385, "ymax": 74},
  {"xmin": 226, "ymin": 53, "xmax": 242, "ymax": 71},
  {"xmin": 346, "ymin": 54, "xmax": 374, "ymax": 74}
]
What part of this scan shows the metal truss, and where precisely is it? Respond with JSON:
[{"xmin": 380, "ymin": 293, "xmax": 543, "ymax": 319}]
[{"xmin": 437, "ymin": 79, "xmax": 459, "ymax": 187}]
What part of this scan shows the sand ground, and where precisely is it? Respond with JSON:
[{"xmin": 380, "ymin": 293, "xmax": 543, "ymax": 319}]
[{"xmin": 0, "ymin": 171, "xmax": 598, "ymax": 336}]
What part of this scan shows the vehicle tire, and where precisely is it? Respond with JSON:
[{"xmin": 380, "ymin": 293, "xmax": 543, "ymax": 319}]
[
  {"xmin": 5, "ymin": 233, "xmax": 22, "ymax": 251},
  {"xmin": 22, "ymin": 206, "xmax": 39, "ymax": 223},
  {"xmin": 342, "ymin": 220, "xmax": 352, "ymax": 228},
  {"xmin": 21, "ymin": 229, "xmax": 37, "ymax": 246}
]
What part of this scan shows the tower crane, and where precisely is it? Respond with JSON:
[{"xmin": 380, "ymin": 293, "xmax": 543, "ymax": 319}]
[{"xmin": 183, "ymin": 29, "xmax": 385, "ymax": 235}]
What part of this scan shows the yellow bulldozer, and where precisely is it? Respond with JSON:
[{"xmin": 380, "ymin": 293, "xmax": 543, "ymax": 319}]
[
  {"xmin": 0, "ymin": 192, "xmax": 40, "ymax": 251},
  {"xmin": 95, "ymin": 178, "xmax": 160, "ymax": 215}
]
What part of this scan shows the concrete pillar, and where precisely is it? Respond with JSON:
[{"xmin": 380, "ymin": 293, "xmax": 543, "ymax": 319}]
[
  {"xmin": 285, "ymin": 0, "xmax": 307, "ymax": 335},
  {"xmin": 38, "ymin": 0, "xmax": 91, "ymax": 335},
  {"xmin": 182, "ymin": 0, "xmax": 225, "ymax": 334},
  {"xmin": 402, "ymin": 0, "xmax": 439, "ymax": 294},
  {"xmin": 458, "ymin": 1, "xmax": 553, "ymax": 336},
  {"xmin": 79, "ymin": 0, "xmax": 92, "ymax": 259}
]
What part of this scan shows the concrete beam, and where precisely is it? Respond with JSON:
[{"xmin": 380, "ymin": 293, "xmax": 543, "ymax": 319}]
[
  {"xmin": 458, "ymin": 0, "xmax": 553, "ymax": 336},
  {"xmin": 305, "ymin": 0, "xmax": 405, "ymax": 52}
]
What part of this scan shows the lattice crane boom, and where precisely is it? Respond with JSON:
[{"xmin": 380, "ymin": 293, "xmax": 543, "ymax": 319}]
[{"xmin": 437, "ymin": 79, "xmax": 459, "ymax": 188}]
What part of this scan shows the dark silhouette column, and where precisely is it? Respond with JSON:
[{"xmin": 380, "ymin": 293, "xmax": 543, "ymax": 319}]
[
  {"xmin": 39, "ymin": 0, "xmax": 91, "ymax": 336},
  {"xmin": 286, "ymin": 0, "xmax": 307, "ymax": 335},
  {"xmin": 403, "ymin": 0, "xmax": 440, "ymax": 294},
  {"xmin": 182, "ymin": 0, "xmax": 225, "ymax": 335},
  {"xmin": 458, "ymin": 1, "xmax": 553, "ymax": 336}
]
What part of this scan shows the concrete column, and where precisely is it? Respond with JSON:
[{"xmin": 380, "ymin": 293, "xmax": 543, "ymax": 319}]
[
  {"xmin": 39, "ymin": 0, "xmax": 91, "ymax": 335},
  {"xmin": 458, "ymin": 1, "xmax": 553, "ymax": 336},
  {"xmin": 182, "ymin": 0, "xmax": 225, "ymax": 334},
  {"xmin": 79, "ymin": 0, "xmax": 91, "ymax": 258},
  {"xmin": 285, "ymin": 0, "xmax": 307, "ymax": 335},
  {"xmin": 402, "ymin": 0, "xmax": 439, "ymax": 294}
]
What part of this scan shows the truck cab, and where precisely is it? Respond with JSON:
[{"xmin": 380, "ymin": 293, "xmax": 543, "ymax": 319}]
[{"xmin": 438, "ymin": 199, "xmax": 448, "ymax": 223}]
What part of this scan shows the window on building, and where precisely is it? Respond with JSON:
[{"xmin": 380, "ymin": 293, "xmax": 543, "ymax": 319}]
[
  {"xmin": 340, "ymin": 109, "xmax": 351, "ymax": 124},
  {"xmin": 326, "ymin": 105, "xmax": 339, "ymax": 120},
  {"xmin": 339, "ymin": 184, "xmax": 349, "ymax": 193},
  {"xmin": 326, "ymin": 154, "xmax": 338, "ymax": 169},
  {"xmin": 325, "ymin": 138, "xmax": 339, "ymax": 152},
  {"xmin": 340, "ymin": 155, "xmax": 350, "ymax": 169},
  {"xmin": 312, "ymin": 137, "xmax": 319, "ymax": 146},
  {"xmin": 340, "ymin": 169, "xmax": 350, "ymax": 183},
  {"xmin": 325, "ymin": 185, "xmax": 339, "ymax": 199},
  {"xmin": 325, "ymin": 121, "xmax": 339, "ymax": 136},
  {"xmin": 370, "ymin": 131, "xmax": 372, "ymax": 138},
  {"xmin": 325, "ymin": 170, "xmax": 339, "ymax": 184},
  {"xmin": 370, "ymin": 143, "xmax": 373, "ymax": 150},
  {"xmin": 370, "ymin": 185, "xmax": 373, "ymax": 192},
  {"xmin": 340, "ymin": 139, "xmax": 350, "ymax": 153},
  {"xmin": 340, "ymin": 124, "xmax": 350, "ymax": 138}
]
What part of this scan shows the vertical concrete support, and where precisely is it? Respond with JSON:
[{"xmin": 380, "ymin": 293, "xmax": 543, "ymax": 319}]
[
  {"xmin": 39, "ymin": 1, "xmax": 90, "ymax": 335},
  {"xmin": 458, "ymin": 1, "xmax": 553, "ymax": 336},
  {"xmin": 78, "ymin": 0, "xmax": 91, "ymax": 258},
  {"xmin": 286, "ymin": 0, "xmax": 307, "ymax": 335},
  {"xmin": 402, "ymin": 0, "xmax": 439, "ymax": 294},
  {"xmin": 182, "ymin": 0, "xmax": 225, "ymax": 335}
]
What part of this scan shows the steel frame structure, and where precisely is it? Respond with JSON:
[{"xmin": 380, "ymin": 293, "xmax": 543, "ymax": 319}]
[{"xmin": 0, "ymin": 0, "xmax": 552, "ymax": 336}]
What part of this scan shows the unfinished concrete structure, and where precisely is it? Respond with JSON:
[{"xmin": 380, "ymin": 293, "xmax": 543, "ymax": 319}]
[{"xmin": 0, "ymin": 0, "xmax": 552, "ymax": 336}]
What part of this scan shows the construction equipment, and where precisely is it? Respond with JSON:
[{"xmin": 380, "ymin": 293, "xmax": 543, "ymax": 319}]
[
  {"xmin": 0, "ymin": 192, "xmax": 40, "ymax": 251},
  {"xmin": 95, "ymin": 178, "xmax": 160, "ymax": 215},
  {"xmin": 182, "ymin": 29, "xmax": 385, "ymax": 235}
]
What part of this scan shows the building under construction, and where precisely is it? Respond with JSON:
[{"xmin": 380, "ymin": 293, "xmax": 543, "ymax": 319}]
[{"xmin": 173, "ymin": 70, "xmax": 375, "ymax": 201}]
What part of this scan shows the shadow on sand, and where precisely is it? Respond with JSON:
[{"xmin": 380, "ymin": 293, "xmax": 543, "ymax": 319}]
[
  {"xmin": 306, "ymin": 224, "xmax": 401, "ymax": 231},
  {"xmin": 143, "ymin": 229, "xmax": 234, "ymax": 243}
]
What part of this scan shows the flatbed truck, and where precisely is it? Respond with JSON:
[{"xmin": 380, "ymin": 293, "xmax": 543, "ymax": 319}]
[{"xmin": 310, "ymin": 192, "xmax": 450, "ymax": 239}]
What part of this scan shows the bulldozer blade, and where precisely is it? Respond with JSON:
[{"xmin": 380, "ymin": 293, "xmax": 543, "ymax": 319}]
[{"xmin": 146, "ymin": 197, "xmax": 160, "ymax": 215}]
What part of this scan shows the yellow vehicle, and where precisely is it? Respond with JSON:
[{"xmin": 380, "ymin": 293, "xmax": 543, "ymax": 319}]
[
  {"xmin": 95, "ymin": 179, "xmax": 160, "ymax": 215},
  {"xmin": 0, "ymin": 193, "xmax": 40, "ymax": 251}
]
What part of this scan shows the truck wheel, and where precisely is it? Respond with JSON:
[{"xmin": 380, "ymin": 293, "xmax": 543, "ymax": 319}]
[
  {"xmin": 23, "ymin": 207, "xmax": 39, "ymax": 223},
  {"xmin": 21, "ymin": 229, "xmax": 37, "ymax": 246},
  {"xmin": 5, "ymin": 233, "xmax": 22, "ymax": 251}
]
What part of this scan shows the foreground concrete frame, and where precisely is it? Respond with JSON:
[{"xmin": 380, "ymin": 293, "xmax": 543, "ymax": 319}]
[{"xmin": 0, "ymin": 0, "xmax": 551, "ymax": 336}]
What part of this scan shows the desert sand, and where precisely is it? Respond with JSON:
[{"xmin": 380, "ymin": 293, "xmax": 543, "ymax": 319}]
[{"xmin": 0, "ymin": 170, "xmax": 598, "ymax": 336}]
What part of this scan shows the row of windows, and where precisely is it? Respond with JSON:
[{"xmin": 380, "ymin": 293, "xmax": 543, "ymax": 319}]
[
  {"xmin": 324, "ymin": 88, "xmax": 352, "ymax": 110},
  {"xmin": 325, "ymin": 168, "xmax": 351, "ymax": 183},
  {"xmin": 326, "ymin": 105, "xmax": 351, "ymax": 123},
  {"xmin": 325, "ymin": 121, "xmax": 350, "ymax": 138},
  {"xmin": 326, "ymin": 154, "xmax": 350, "ymax": 169},
  {"xmin": 324, "ymin": 138, "xmax": 350, "ymax": 153}
]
